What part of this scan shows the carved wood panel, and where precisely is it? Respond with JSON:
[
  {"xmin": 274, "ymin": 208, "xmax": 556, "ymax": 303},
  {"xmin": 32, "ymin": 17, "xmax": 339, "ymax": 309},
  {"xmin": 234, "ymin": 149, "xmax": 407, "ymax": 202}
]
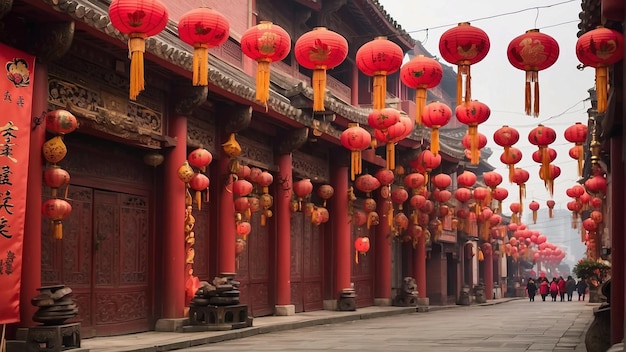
[
  {"xmin": 351, "ymin": 224, "xmax": 374, "ymax": 307},
  {"xmin": 290, "ymin": 212, "xmax": 324, "ymax": 312},
  {"xmin": 191, "ymin": 206, "xmax": 211, "ymax": 280}
]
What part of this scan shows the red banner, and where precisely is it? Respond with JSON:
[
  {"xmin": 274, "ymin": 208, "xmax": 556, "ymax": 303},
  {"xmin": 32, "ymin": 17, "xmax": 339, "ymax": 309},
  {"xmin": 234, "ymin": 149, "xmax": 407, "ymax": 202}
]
[{"xmin": 0, "ymin": 43, "xmax": 35, "ymax": 324}]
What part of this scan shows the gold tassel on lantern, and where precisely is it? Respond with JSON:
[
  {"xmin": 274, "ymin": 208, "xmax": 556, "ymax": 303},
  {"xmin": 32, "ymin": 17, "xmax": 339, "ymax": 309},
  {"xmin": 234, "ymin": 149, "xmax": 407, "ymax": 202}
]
[
  {"xmin": 525, "ymin": 71, "xmax": 540, "ymax": 117},
  {"xmin": 386, "ymin": 142, "xmax": 395, "ymax": 170},
  {"xmin": 457, "ymin": 63, "xmax": 472, "ymax": 104},
  {"xmin": 387, "ymin": 203, "xmax": 394, "ymax": 228},
  {"xmin": 455, "ymin": 70, "xmax": 463, "ymax": 105},
  {"xmin": 195, "ymin": 190, "xmax": 202, "ymax": 211},
  {"xmin": 596, "ymin": 66, "xmax": 608, "ymax": 113},
  {"xmin": 312, "ymin": 66, "xmax": 327, "ymax": 111},
  {"xmin": 468, "ymin": 125, "xmax": 479, "ymax": 164},
  {"xmin": 477, "ymin": 248, "xmax": 484, "ymax": 261},
  {"xmin": 192, "ymin": 43, "xmax": 209, "ymax": 86},
  {"xmin": 128, "ymin": 33, "xmax": 147, "ymax": 101},
  {"xmin": 255, "ymin": 59, "xmax": 271, "ymax": 109},
  {"xmin": 51, "ymin": 220, "xmax": 63, "ymax": 240},
  {"xmin": 373, "ymin": 72, "xmax": 387, "ymax": 110},
  {"xmin": 532, "ymin": 210, "xmax": 538, "ymax": 224},
  {"xmin": 431, "ymin": 127, "xmax": 440, "ymax": 155},
  {"xmin": 415, "ymin": 88, "xmax": 427, "ymax": 125},
  {"xmin": 350, "ymin": 150, "xmax": 362, "ymax": 181},
  {"xmin": 576, "ymin": 145, "xmax": 584, "ymax": 177}
]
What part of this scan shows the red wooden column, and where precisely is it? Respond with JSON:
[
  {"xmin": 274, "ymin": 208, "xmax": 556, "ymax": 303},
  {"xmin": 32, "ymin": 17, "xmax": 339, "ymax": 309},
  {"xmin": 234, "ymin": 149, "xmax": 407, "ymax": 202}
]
[
  {"xmin": 332, "ymin": 166, "xmax": 351, "ymax": 297},
  {"xmin": 275, "ymin": 153, "xmax": 293, "ymax": 314},
  {"xmin": 162, "ymin": 114, "xmax": 187, "ymax": 318},
  {"xmin": 483, "ymin": 249, "xmax": 494, "ymax": 301},
  {"xmin": 414, "ymin": 234, "xmax": 427, "ymax": 300},
  {"xmin": 610, "ymin": 137, "xmax": 624, "ymax": 344},
  {"xmin": 20, "ymin": 63, "xmax": 47, "ymax": 327},
  {"xmin": 217, "ymin": 138, "xmax": 236, "ymax": 274},
  {"xmin": 374, "ymin": 195, "xmax": 391, "ymax": 303}
]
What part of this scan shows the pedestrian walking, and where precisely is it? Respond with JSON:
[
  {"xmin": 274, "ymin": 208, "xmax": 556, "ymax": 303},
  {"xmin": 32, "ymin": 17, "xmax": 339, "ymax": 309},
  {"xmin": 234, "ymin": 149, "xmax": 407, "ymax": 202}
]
[
  {"xmin": 565, "ymin": 276, "xmax": 577, "ymax": 301},
  {"xmin": 558, "ymin": 276, "xmax": 566, "ymax": 302},
  {"xmin": 550, "ymin": 278, "xmax": 559, "ymax": 302},
  {"xmin": 526, "ymin": 278, "xmax": 537, "ymax": 302},
  {"xmin": 539, "ymin": 278, "xmax": 549, "ymax": 301},
  {"xmin": 577, "ymin": 279, "xmax": 588, "ymax": 301}
]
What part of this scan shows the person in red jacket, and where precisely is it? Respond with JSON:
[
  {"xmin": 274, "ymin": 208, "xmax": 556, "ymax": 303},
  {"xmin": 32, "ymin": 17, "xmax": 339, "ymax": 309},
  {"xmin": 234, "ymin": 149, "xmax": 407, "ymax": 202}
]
[
  {"xmin": 539, "ymin": 278, "xmax": 550, "ymax": 301},
  {"xmin": 557, "ymin": 276, "xmax": 567, "ymax": 302},
  {"xmin": 550, "ymin": 278, "xmax": 559, "ymax": 301}
]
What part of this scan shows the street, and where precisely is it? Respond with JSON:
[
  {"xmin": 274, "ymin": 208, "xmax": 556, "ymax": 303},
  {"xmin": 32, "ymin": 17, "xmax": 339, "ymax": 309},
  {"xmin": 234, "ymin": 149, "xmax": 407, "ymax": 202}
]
[{"xmin": 179, "ymin": 299, "xmax": 595, "ymax": 352}]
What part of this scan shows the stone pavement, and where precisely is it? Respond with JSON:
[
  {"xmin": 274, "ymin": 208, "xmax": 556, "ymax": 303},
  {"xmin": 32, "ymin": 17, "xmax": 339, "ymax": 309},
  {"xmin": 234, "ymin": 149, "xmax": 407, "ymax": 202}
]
[{"xmin": 78, "ymin": 297, "xmax": 597, "ymax": 352}]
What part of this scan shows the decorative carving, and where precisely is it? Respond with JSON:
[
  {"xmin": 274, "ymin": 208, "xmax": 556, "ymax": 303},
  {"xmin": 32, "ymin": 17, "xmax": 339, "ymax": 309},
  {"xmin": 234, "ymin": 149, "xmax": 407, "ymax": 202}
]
[
  {"xmin": 292, "ymin": 150, "xmax": 329, "ymax": 183},
  {"xmin": 219, "ymin": 104, "xmax": 253, "ymax": 134},
  {"xmin": 31, "ymin": 21, "xmax": 75, "ymax": 62},
  {"xmin": 278, "ymin": 128, "xmax": 308, "ymax": 154},
  {"xmin": 174, "ymin": 85, "xmax": 207, "ymax": 116},
  {"xmin": 0, "ymin": 0, "xmax": 12, "ymax": 19},
  {"xmin": 238, "ymin": 134, "xmax": 274, "ymax": 170},
  {"xmin": 187, "ymin": 113, "xmax": 216, "ymax": 152},
  {"xmin": 95, "ymin": 291, "xmax": 148, "ymax": 323}
]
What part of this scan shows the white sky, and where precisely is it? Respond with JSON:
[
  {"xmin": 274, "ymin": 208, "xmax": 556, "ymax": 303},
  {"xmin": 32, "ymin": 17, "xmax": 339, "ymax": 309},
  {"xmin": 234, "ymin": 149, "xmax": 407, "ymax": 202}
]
[{"xmin": 380, "ymin": 0, "xmax": 595, "ymax": 214}]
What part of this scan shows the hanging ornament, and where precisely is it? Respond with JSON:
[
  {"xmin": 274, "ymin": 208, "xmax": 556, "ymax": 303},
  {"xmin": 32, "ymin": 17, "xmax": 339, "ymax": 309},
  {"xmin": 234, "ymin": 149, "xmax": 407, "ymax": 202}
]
[
  {"xmin": 236, "ymin": 221, "xmax": 252, "ymax": 240},
  {"xmin": 43, "ymin": 165, "xmax": 70, "ymax": 198},
  {"xmin": 355, "ymin": 174, "xmax": 381, "ymax": 197},
  {"xmin": 507, "ymin": 29, "xmax": 559, "ymax": 117},
  {"xmin": 493, "ymin": 125, "xmax": 520, "ymax": 176},
  {"xmin": 108, "ymin": 0, "xmax": 169, "ymax": 100},
  {"xmin": 294, "ymin": 27, "xmax": 348, "ymax": 112},
  {"xmin": 340, "ymin": 123, "xmax": 372, "ymax": 180},
  {"xmin": 42, "ymin": 198, "xmax": 72, "ymax": 240},
  {"xmin": 546, "ymin": 200, "xmax": 555, "ymax": 218},
  {"xmin": 529, "ymin": 200, "xmax": 540, "ymax": 224},
  {"xmin": 564, "ymin": 122, "xmax": 588, "ymax": 177},
  {"xmin": 373, "ymin": 111, "xmax": 413, "ymax": 170},
  {"xmin": 511, "ymin": 168, "xmax": 530, "ymax": 214},
  {"xmin": 45, "ymin": 109, "xmax": 78, "ymax": 135},
  {"xmin": 177, "ymin": 161, "xmax": 195, "ymax": 183},
  {"xmin": 256, "ymin": 171, "xmax": 274, "ymax": 194},
  {"xmin": 42, "ymin": 136, "xmax": 68, "ymax": 164},
  {"xmin": 367, "ymin": 107, "xmax": 401, "ymax": 132},
  {"xmin": 421, "ymin": 101, "xmax": 452, "ymax": 154},
  {"xmin": 354, "ymin": 236, "xmax": 370, "ymax": 264},
  {"xmin": 461, "ymin": 132, "xmax": 487, "ymax": 162},
  {"xmin": 293, "ymin": 178, "xmax": 313, "ymax": 211},
  {"xmin": 188, "ymin": 147, "xmax": 213, "ymax": 173},
  {"xmin": 317, "ymin": 184, "xmax": 334, "ymax": 207},
  {"xmin": 456, "ymin": 100, "xmax": 490, "ymax": 164},
  {"xmin": 232, "ymin": 179, "xmax": 254, "ymax": 197},
  {"xmin": 189, "ymin": 173, "xmax": 210, "ymax": 210},
  {"xmin": 409, "ymin": 149, "xmax": 441, "ymax": 184},
  {"xmin": 222, "ymin": 133, "xmax": 242, "ymax": 158},
  {"xmin": 178, "ymin": 7, "xmax": 230, "ymax": 86},
  {"xmin": 499, "ymin": 146, "xmax": 523, "ymax": 183},
  {"xmin": 438, "ymin": 22, "xmax": 490, "ymax": 104},
  {"xmin": 356, "ymin": 37, "xmax": 404, "ymax": 110},
  {"xmin": 491, "ymin": 187, "xmax": 508, "ymax": 214},
  {"xmin": 528, "ymin": 124, "xmax": 556, "ymax": 192},
  {"xmin": 399, "ymin": 55, "xmax": 443, "ymax": 124},
  {"xmin": 576, "ymin": 27, "xmax": 624, "ymax": 113},
  {"xmin": 241, "ymin": 22, "xmax": 291, "ymax": 108}
]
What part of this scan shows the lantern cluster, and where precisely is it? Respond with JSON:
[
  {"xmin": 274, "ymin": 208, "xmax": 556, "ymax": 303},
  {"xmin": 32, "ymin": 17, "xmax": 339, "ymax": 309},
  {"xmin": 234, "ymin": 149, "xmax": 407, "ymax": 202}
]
[
  {"xmin": 178, "ymin": 147, "xmax": 213, "ymax": 211},
  {"xmin": 493, "ymin": 125, "xmax": 521, "ymax": 182},
  {"xmin": 456, "ymin": 100, "xmax": 491, "ymax": 165},
  {"xmin": 528, "ymin": 124, "xmax": 558, "ymax": 195},
  {"xmin": 42, "ymin": 110, "xmax": 78, "ymax": 240},
  {"xmin": 372, "ymin": 109, "xmax": 413, "ymax": 170},
  {"xmin": 234, "ymin": 166, "xmax": 275, "ymax": 227},
  {"xmin": 564, "ymin": 122, "xmax": 588, "ymax": 177}
]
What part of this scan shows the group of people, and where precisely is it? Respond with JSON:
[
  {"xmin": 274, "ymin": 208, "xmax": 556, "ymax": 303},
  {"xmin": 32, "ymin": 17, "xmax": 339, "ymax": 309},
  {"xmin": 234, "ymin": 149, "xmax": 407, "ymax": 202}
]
[{"xmin": 525, "ymin": 276, "xmax": 588, "ymax": 302}]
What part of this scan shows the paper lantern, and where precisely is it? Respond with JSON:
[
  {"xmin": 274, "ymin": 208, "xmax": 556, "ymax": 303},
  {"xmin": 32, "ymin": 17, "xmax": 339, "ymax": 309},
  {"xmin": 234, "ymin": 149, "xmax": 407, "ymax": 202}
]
[
  {"xmin": 45, "ymin": 109, "xmax": 78, "ymax": 135},
  {"xmin": 456, "ymin": 100, "xmax": 490, "ymax": 164},
  {"xmin": 564, "ymin": 122, "xmax": 588, "ymax": 177},
  {"xmin": 438, "ymin": 22, "xmax": 490, "ymax": 104},
  {"xmin": 317, "ymin": 184, "xmax": 334, "ymax": 207},
  {"xmin": 547, "ymin": 199, "xmax": 555, "ymax": 218},
  {"xmin": 178, "ymin": 7, "xmax": 230, "ymax": 86},
  {"xmin": 431, "ymin": 174, "xmax": 451, "ymax": 189},
  {"xmin": 410, "ymin": 149, "xmax": 441, "ymax": 183},
  {"xmin": 492, "ymin": 187, "xmax": 509, "ymax": 213},
  {"xmin": 499, "ymin": 146, "xmax": 523, "ymax": 182},
  {"xmin": 355, "ymin": 174, "xmax": 381, "ymax": 194},
  {"xmin": 511, "ymin": 168, "xmax": 530, "ymax": 212},
  {"xmin": 43, "ymin": 165, "xmax": 70, "ymax": 198},
  {"xmin": 367, "ymin": 107, "xmax": 400, "ymax": 131},
  {"xmin": 483, "ymin": 171, "xmax": 503, "ymax": 189},
  {"xmin": 422, "ymin": 101, "xmax": 452, "ymax": 154},
  {"xmin": 340, "ymin": 123, "xmax": 372, "ymax": 180},
  {"xmin": 356, "ymin": 37, "xmax": 403, "ymax": 110},
  {"xmin": 236, "ymin": 221, "xmax": 252, "ymax": 240},
  {"xmin": 295, "ymin": 27, "xmax": 348, "ymax": 111},
  {"xmin": 528, "ymin": 124, "xmax": 556, "ymax": 191},
  {"xmin": 507, "ymin": 29, "xmax": 559, "ymax": 117},
  {"xmin": 374, "ymin": 169, "xmax": 395, "ymax": 187},
  {"xmin": 294, "ymin": 178, "xmax": 313, "ymax": 199},
  {"xmin": 391, "ymin": 187, "xmax": 409, "ymax": 210},
  {"xmin": 403, "ymin": 172, "xmax": 425, "ymax": 190},
  {"xmin": 576, "ymin": 27, "xmax": 624, "ymax": 113},
  {"xmin": 188, "ymin": 147, "xmax": 213, "ymax": 172},
  {"xmin": 374, "ymin": 111, "xmax": 413, "ymax": 170},
  {"xmin": 493, "ymin": 125, "xmax": 520, "ymax": 173},
  {"xmin": 457, "ymin": 170, "xmax": 476, "ymax": 188},
  {"xmin": 42, "ymin": 198, "xmax": 72, "ymax": 240},
  {"xmin": 400, "ymin": 55, "xmax": 443, "ymax": 124},
  {"xmin": 233, "ymin": 179, "xmax": 253, "ymax": 197},
  {"xmin": 189, "ymin": 173, "xmax": 210, "ymax": 210},
  {"xmin": 108, "ymin": 0, "xmax": 169, "ymax": 100},
  {"xmin": 454, "ymin": 188, "xmax": 472, "ymax": 203},
  {"xmin": 585, "ymin": 174, "xmax": 607, "ymax": 194},
  {"xmin": 529, "ymin": 200, "xmax": 540, "ymax": 224},
  {"xmin": 42, "ymin": 136, "xmax": 67, "ymax": 164},
  {"xmin": 241, "ymin": 22, "xmax": 291, "ymax": 107},
  {"xmin": 354, "ymin": 236, "xmax": 370, "ymax": 263}
]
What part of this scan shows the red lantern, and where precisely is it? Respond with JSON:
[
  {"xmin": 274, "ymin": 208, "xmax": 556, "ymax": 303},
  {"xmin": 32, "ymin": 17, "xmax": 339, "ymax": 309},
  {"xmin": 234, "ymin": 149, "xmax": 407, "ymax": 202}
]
[
  {"xmin": 356, "ymin": 37, "xmax": 403, "ymax": 110},
  {"xmin": 354, "ymin": 237, "xmax": 371, "ymax": 263},
  {"xmin": 355, "ymin": 174, "xmax": 381, "ymax": 194},
  {"xmin": 512, "ymin": 168, "xmax": 530, "ymax": 212},
  {"xmin": 188, "ymin": 147, "xmax": 213, "ymax": 172},
  {"xmin": 590, "ymin": 210, "xmax": 603, "ymax": 224},
  {"xmin": 233, "ymin": 179, "xmax": 253, "ymax": 197},
  {"xmin": 43, "ymin": 165, "xmax": 70, "ymax": 198},
  {"xmin": 340, "ymin": 123, "xmax": 372, "ymax": 180},
  {"xmin": 368, "ymin": 108, "xmax": 400, "ymax": 131},
  {"xmin": 241, "ymin": 22, "xmax": 291, "ymax": 107},
  {"xmin": 434, "ymin": 189, "xmax": 452, "ymax": 203},
  {"xmin": 257, "ymin": 171, "xmax": 274, "ymax": 194},
  {"xmin": 411, "ymin": 149, "xmax": 441, "ymax": 176},
  {"xmin": 492, "ymin": 187, "xmax": 508, "ymax": 213},
  {"xmin": 374, "ymin": 169, "xmax": 395, "ymax": 187},
  {"xmin": 528, "ymin": 124, "xmax": 557, "ymax": 191},
  {"xmin": 189, "ymin": 173, "xmax": 210, "ymax": 210},
  {"xmin": 500, "ymin": 147, "xmax": 523, "ymax": 182},
  {"xmin": 235, "ymin": 196, "xmax": 250, "ymax": 213},
  {"xmin": 42, "ymin": 198, "xmax": 72, "ymax": 239},
  {"xmin": 236, "ymin": 221, "xmax": 252, "ymax": 240},
  {"xmin": 483, "ymin": 171, "xmax": 503, "ymax": 189},
  {"xmin": 585, "ymin": 174, "xmax": 607, "ymax": 194},
  {"xmin": 400, "ymin": 55, "xmax": 443, "ymax": 124},
  {"xmin": 317, "ymin": 184, "xmax": 334, "ymax": 207},
  {"xmin": 576, "ymin": 27, "xmax": 624, "ymax": 113},
  {"xmin": 178, "ymin": 7, "xmax": 230, "ymax": 86},
  {"xmin": 431, "ymin": 174, "xmax": 451, "ymax": 189},
  {"xmin": 510, "ymin": 202, "xmax": 521, "ymax": 214},
  {"xmin": 403, "ymin": 173, "xmax": 425, "ymax": 190},
  {"xmin": 457, "ymin": 170, "xmax": 477, "ymax": 188},
  {"xmin": 507, "ymin": 29, "xmax": 559, "ymax": 117},
  {"xmin": 545, "ymin": 199, "xmax": 555, "ymax": 218},
  {"xmin": 438, "ymin": 22, "xmax": 490, "ymax": 104},
  {"xmin": 456, "ymin": 101, "xmax": 490, "ymax": 164},
  {"xmin": 532, "ymin": 148, "xmax": 557, "ymax": 163},
  {"xmin": 473, "ymin": 187, "xmax": 489, "ymax": 206},
  {"xmin": 391, "ymin": 187, "xmax": 409, "ymax": 210},
  {"xmin": 45, "ymin": 109, "xmax": 77, "ymax": 135},
  {"xmin": 108, "ymin": 0, "xmax": 168, "ymax": 100},
  {"xmin": 293, "ymin": 179, "xmax": 313, "ymax": 199},
  {"xmin": 493, "ymin": 125, "xmax": 519, "ymax": 169},
  {"xmin": 422, "ymin": 101, "xmax": 452, "ymax": 154},
  {"xmin": 454, "ymin": 188, "xmax": 472, "ymax": 203},
  {"xmin": 564, "ymin": 122, "xmax": 588, "ymax": 177},
  {"xmin": 529, "ymin": 200, "xmax": 540, "ymax": 224},
  {"xmin": 295, "ymin": 27, "xmax": 348, "ymax": 112},
  {"xmin": 582, "ymin": 218, "xmax": 598, "ymax": 232}
]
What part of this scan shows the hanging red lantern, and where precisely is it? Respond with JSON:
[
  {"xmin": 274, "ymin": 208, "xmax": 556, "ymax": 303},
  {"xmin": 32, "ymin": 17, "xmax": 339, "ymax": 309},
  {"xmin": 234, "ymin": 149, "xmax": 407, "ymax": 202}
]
[
  {"xmin": 108, "ymin": 0, "xmax": 168, "ymax": 100},
  {"xmin": 457, "ymin": 170, "xmax": 477, "ymax": 188},
  {"xmin": 507, "ymin": 29, "xmax": 559, "ymax": 117},
  {"xmin": 235, "ymin": 197, "xmax": 250, "ymax": 216},
  {"xmin": 295, "ymin": 27, "xmax": 348, "ymax": 112},
  {"xmin": 422, "ymin": 101, "xmax": 452, "ymax": 154},
  {"xmin": 499, "ymin": 147, "xmax": 523, "ymax": 182},
  {"xmin": 564, "ymin": 122, "xmax": 588, "ymax": 177},
  {"xmin": 403, "ymin": 172, "xmax": 425, "ymax": 190},
  {"xmin": 512, "ymin": 168, "xmax": 530, "ymax": 212},
  {"xmin": 434, "ymin": 189, "xmax": 452, "ymax": 203},
  {"xmin": 236, "ymin": 221, "xmax": 252, "ymax": 240},
  {"xmin": 374, "ymin": 111, "xmax": 413, "ymax": 170},
  {"xmin": 400, "ymin": 55, "xmax": 443, "ymax": 124},
  {"xmin": 374, "ymin": 169, "xmax": 395, "ymax": 187},
  {"xmin": 42, "ymin": 198, "xmax": 72, "ymax": 240},
  {"xmin": 43, "ymin": 165, "xmax": 70, "ymax": 198},
  {"xmin": 585, "ymin": 174, "xmax": 607, "ymax": 194},
  {"xmin": 353, "ymin": 209, "xmax": 367, "ymax": 227},
  {"xmin": 582, "ymin": 218, "xmax": 598, "ymax": 233},
  {"xmin": 367, "ymin": 108, "xmax": 400, "ymax": 131},
  {"xmin": 354, "ymin": 236, "xmax": 370, "ymax": 263},
  {"xmin": 189, "ymin": 173, "xmax": 210, "ymax": 210},
  {"xmin": 188, "ymin": 147, "xmax": 213, "ymax": 172},
  {"xmin": 241, "ymin": 22, "xmax": 291, "ymax": 107},
  {"xmin": 590, "ymin": 210, "xmax": 603, "ymax": 224},
  {"xmin": 355, "ymin": 174, "xmax": 381, "ymax": 195},
  {"xmin": 473, "ymin": 187, "xmax": 489, "ymax": 207},
  {"xmin": 483, "ymin": 171, "xmax": 503, "ymax": 189},
  {"xmin": 492, "ymin": 187, "xmax": 508, "ymax": 213},
  {"xmin": 541, "ymin": 165, "xmax": 561, "ymax": 196},
  {"xmin": 456, "ymin": 101, "xmax": 490, "ymax": 165},
  {"xmin": 391, "ymin": 187, "xmax": 409, "ymax": 210},
  {"xmin": 576, "ymin": 27, "xmax": 624, "ymax": 113},
  {"xmin": 294, "ymin": 179, "xmax": 313, "ymax": 200},
  {"xmin": 178, "ymin": 7, "xmax": 230, "ymax": 86},
  {"xmin": 493, "ymin": 125, "xmax": 519, "ymax": 164},
  {"xmin": 438, "ymin": 22, "xmax": 490, "ymax": 104},
  {"xmin": 45, "ymin": 109, "xmax": 78, "ymax": 135},
  {"xmin": 247, "ymin": 167, "xmax": 263, "ymax": 183},
  {"xmin": 431, "ymin": 174, "xmax": 451, "ymax": 190},
  {"xmin": 546, "ymin": 199, "xmax": 556, "ymax": 218},
  {"xmin": 411, "ymin": 149, "xmax": 441, "ymax": 177},
  {"xmin": 356, "ymin": 37, "xmax": 403, "ymax": 110},
  {"xmin": 316, "ymin": 184, "xmax": 334, "ymax": 207},
  {"xmin": 454, "ymin": 188, "xmax": 472, "ymax": 203},
  {"xmin": 233, "ymin": 179, "xmax": 253, "ymax": 197},
  {"xmin": 528, "ymin": 200, "xmax": 540, "ymax": 224},
  {"xmin": 532, "ymin": 147, "xmax": 557, "ymax": 164},
  {"xmin": 256, "ymin": 171, "xmax": 273, "ymax": 194},
  {"xmin": 340, "ymin": 123, "xmax": 372, "ymax": 180},
  {"xmin": 528, "ymin": 124, "xmax": 556, "ymax": 190}
]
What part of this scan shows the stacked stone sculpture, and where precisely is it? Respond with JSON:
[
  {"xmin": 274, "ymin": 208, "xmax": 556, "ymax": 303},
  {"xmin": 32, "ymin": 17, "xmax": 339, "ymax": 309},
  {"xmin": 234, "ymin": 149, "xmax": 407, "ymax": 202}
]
[{"xmin": 31, "ymin": 285, "xmax": 78, "ymax": 325}]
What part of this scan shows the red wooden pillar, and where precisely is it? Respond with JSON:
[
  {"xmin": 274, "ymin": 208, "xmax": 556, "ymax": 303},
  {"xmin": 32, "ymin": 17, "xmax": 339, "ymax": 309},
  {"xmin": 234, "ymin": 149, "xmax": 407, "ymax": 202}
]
[
  {"xmin": 217, "ymin": 141, "xmax": 236, "ymax": 274},
  {"xmin": 483, "ymin": 249, "xmax": 494, "ymax": 300},
  {"xmin": 20, "ymin": 63, "xmax": 47, "ymax": 327},
  {"xmin": 162, "ymin": 114, "xmax": 187, "ymax": 318},
  {"xmin": 610, "ymin": 137, "xmax": 624, "ymax": 344},
  {"xmin": 275, "ymin": 153, "xmax": 293, "ymax": 310},
  {"xmin": 332, "ymin": 166, "xmax": 351, "ymax": 297},
  {"xmin": 415, "ymin": 235, "xmax": 426, "ymax": 299},
  {"xmin": 374, "ymin": 195, "xmax": 391, "ymax": 302}
]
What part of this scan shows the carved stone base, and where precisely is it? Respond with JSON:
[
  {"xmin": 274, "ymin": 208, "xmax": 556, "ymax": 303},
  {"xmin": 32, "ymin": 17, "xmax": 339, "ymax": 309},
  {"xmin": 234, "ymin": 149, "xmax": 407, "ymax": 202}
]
[
  {"xmin": 186, "ymin": 304, "xmax": 251, "ymax": 330},
  {"xmin": 337, "ymin": 297, "xmax": 356, "ymax": 311},
  {"xmin": 25, "ymin": 323, "xmax": 81, "ymax": 352}
]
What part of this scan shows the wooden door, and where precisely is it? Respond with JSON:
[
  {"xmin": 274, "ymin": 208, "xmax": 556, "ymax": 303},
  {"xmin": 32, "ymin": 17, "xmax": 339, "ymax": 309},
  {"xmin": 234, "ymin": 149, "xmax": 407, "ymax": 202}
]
[
  {"xmin": 351, "ymin": 224, "xmax": 374, "ymax": 307},
  {"xmin": 290, "ymin": 212, "xmax": 324, "ymax": 312},
  {"xmin": 42, "ymin": 186, "xmax": 151, "ymax": 337}
]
